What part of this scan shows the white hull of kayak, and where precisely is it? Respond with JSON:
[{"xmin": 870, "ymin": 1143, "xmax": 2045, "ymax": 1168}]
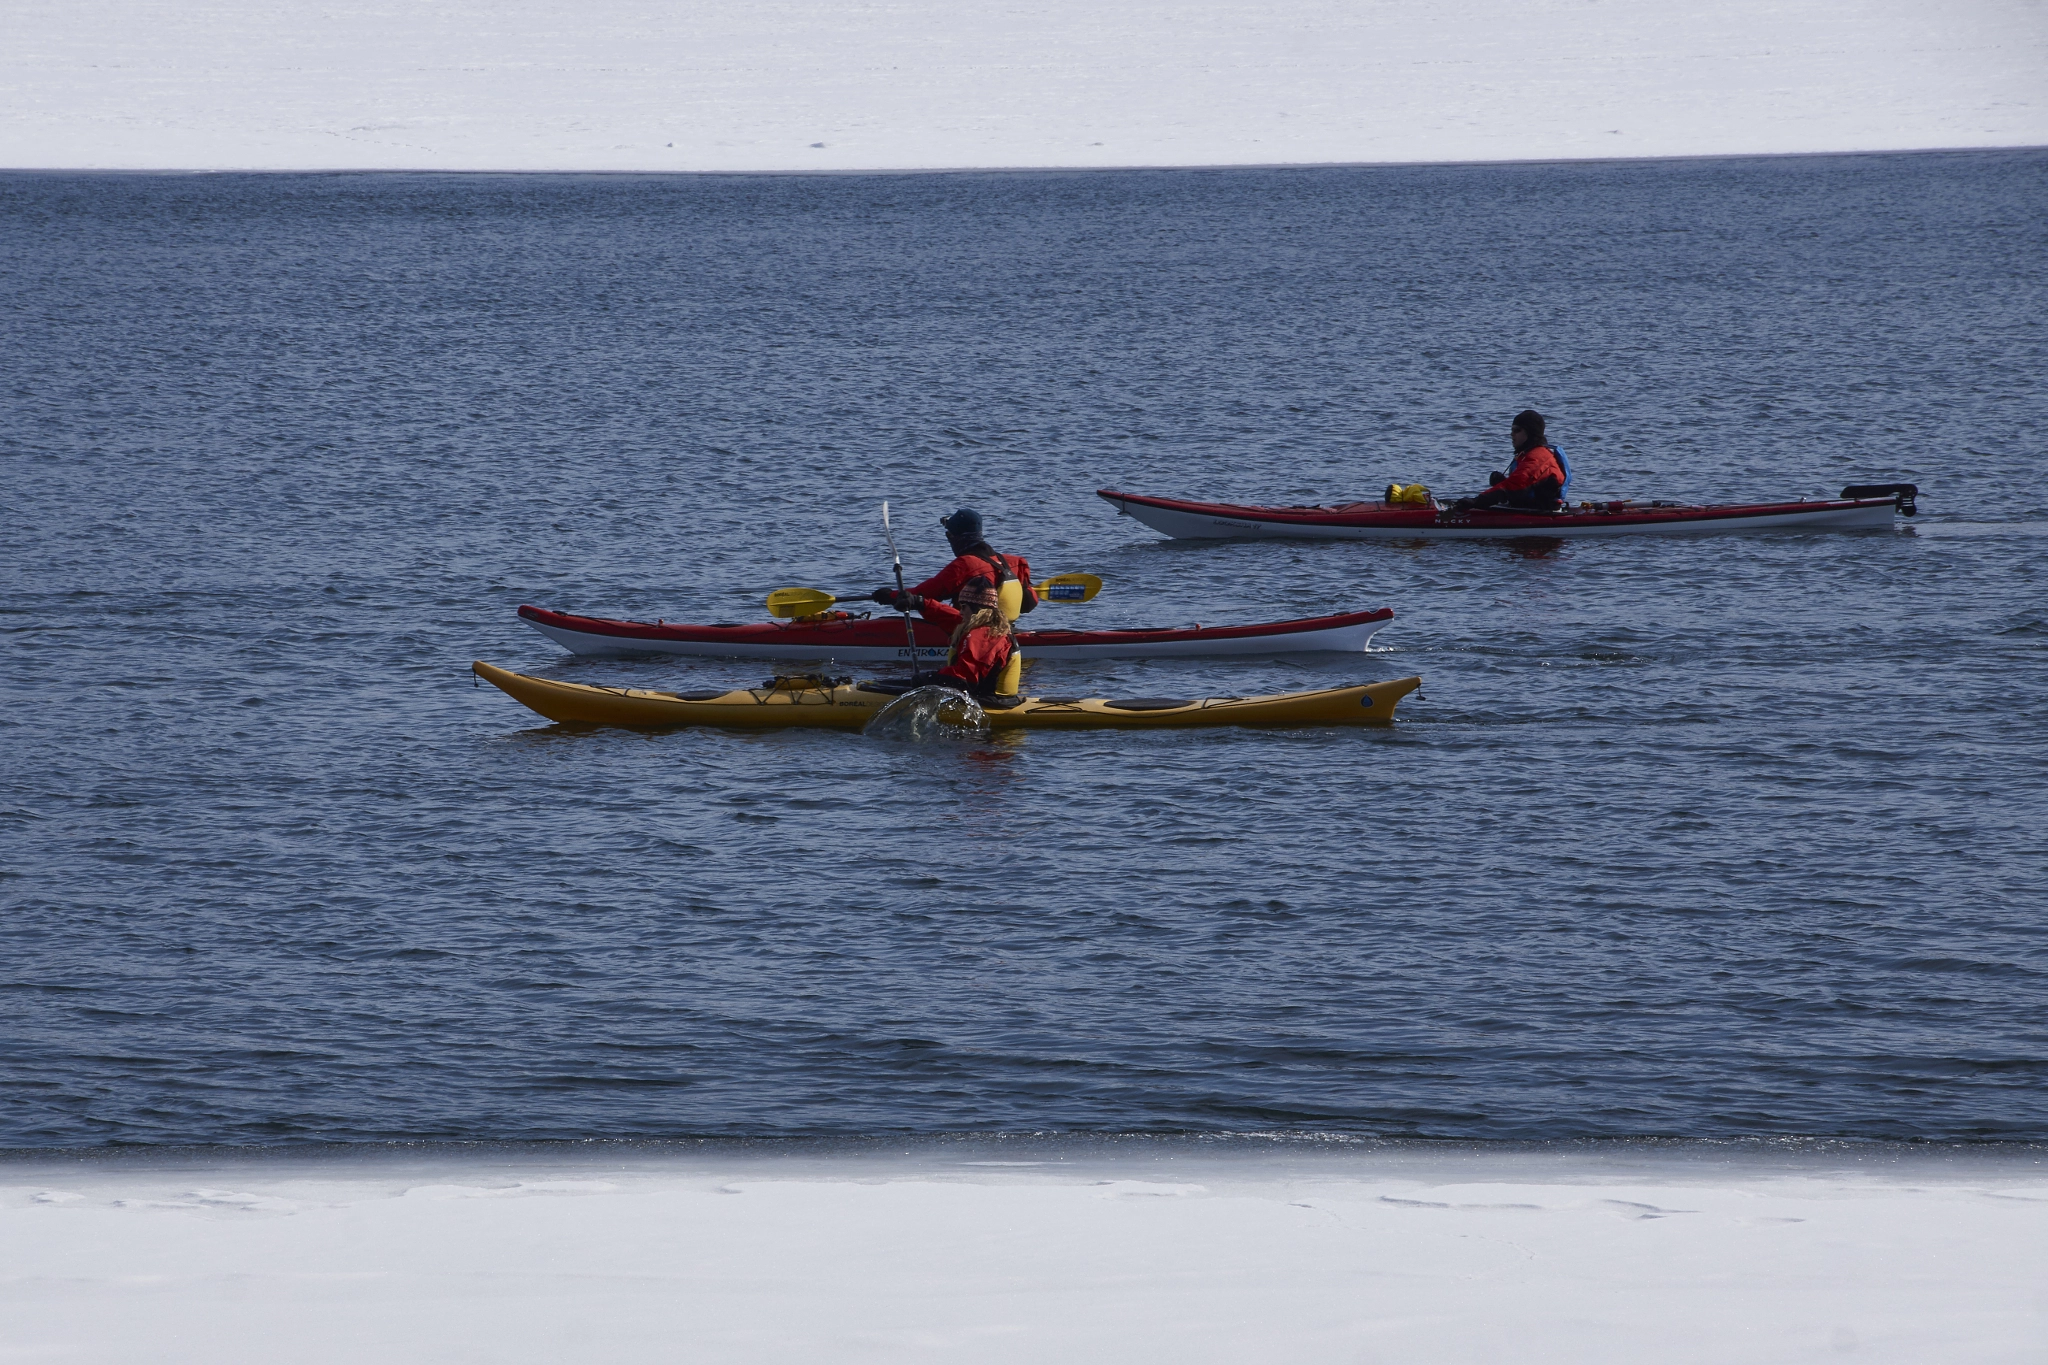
[
  {"xmin": 1019, "ymin": 616, "xmax": 1391, "ymax": 659},
  {"xmin": 521, "ymin": 616, "xmax": 1392, "ymax": 662},
  {"xmin": 1109, "ymin": 497, "xmax": 1898, "ymax": 540},
  {"xmin": 522, "ymin": 619, "xmax": 950, "ymax": 662}
]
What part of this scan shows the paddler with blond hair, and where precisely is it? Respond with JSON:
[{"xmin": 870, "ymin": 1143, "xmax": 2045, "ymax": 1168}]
[{"xmin": 884, "ymin": 575, "xmax": 1021, "ymax": 701}]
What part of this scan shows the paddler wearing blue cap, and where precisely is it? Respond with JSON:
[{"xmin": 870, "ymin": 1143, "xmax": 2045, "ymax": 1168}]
[{"xmin": 871, "ymin": 507, "xmax": 1040, "ymax": 621}]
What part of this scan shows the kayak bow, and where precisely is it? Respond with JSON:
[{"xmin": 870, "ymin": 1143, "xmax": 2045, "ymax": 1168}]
[{"xmin": 473, "ymin": 661, "xmax": 1421, "ymax": 730}]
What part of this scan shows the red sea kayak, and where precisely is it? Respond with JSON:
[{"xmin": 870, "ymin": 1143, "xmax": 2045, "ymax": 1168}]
[
  {"xmin": 1099, "ymin": 484, "xmax": 1917, "ymax": 541},
  {"xmin": 518, "ymin": 604, "xmax": 1394, "ymax": 663}
]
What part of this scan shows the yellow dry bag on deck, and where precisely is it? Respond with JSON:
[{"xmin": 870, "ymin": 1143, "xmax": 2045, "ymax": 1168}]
[{"xmin": 1385, "ymin": 483, "xmax": 1432, "ymax": 505}]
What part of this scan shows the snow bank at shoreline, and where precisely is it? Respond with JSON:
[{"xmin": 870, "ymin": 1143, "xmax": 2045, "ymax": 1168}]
[
  {"xmin": 4, "ymin": 0, "xmax": 2044, "ymax": 173},
  {"xmin": 7, "ymin": 1143, "xmax": 2044, "ymax": 1362}
]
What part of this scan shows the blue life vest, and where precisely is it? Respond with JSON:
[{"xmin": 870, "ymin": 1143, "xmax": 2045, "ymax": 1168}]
[{"xmin": 1550, "ymin": 442, "xmax": 1573, "ymax": 501}]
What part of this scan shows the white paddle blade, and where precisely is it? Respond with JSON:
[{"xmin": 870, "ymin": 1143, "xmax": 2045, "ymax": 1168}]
[{"xmin": 880, "ymin": 501, "xmax": 902, "ymax": 568}]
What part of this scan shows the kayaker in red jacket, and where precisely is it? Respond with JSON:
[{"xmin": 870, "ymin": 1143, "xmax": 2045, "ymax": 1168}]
[
  {"xmin": 894, "ymin": 576, "xmax": 1017, "ymax": 696},
  {"xmin": 1453, "ymin": 410, "xmax": 1566, "ymax": 512},
  {"xmin": 874, "ymin": 507, "xmax": 1039, "ymax": 617}
]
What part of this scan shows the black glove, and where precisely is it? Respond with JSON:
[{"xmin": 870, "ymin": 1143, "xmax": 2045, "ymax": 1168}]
[
  {"xmin": 872, "ymin": 588, "xmax": 898, "ymax": 605},
  {"xmin": 1450, "ymin": 497, "xmax": 1476, "ymax": 512}
]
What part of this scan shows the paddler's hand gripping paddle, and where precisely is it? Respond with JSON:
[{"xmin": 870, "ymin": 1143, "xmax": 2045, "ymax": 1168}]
[{"xmin": 766, "ymin": 573, "xmax": 1102, "ymax": 619}]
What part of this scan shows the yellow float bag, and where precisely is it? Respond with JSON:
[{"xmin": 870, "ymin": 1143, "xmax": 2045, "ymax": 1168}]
[
  {"xmin": 997, "ymin": 577, "xmax": 1023, "ymax": 622},
  {"xmin": 992, "ymin": 647, "xmax": 1022, "ymax": 696}
]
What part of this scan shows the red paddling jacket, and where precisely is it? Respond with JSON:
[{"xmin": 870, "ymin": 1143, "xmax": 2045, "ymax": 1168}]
[
  {"xmin": 910, "ymin": 547, "xmax": 1039, "ymax": 613},
  {"xmin": 1472, "ymin": 444, "xmax": 1566, "ymax": 510},
  {"xmin": 915, "ymin": 599, "xmax": 1017, "ymax": 694},
  {"xmin": 1498, "ymin": 444, "xmax": 1564, "ymax": 495}
]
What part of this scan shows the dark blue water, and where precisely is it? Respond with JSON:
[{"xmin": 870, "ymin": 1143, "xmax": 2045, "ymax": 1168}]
[{"xmin": 4, "ymin": 152, "xmax": 2046, "ymax": 1149}]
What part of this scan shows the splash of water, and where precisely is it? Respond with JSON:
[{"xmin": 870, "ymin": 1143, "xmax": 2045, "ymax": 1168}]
[{"xmin": 863, "ymin": 686, "xmax": 990, "ymax": 742}]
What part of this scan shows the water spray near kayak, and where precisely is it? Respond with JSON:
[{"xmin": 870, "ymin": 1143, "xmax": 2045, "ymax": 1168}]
[{"xmin": 863, "ymin": 686, "xmax": 990, "ymax": 742}]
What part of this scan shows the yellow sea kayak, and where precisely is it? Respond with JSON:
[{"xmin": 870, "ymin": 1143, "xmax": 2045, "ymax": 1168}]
[{"xmin": 472, "ymin": 661, "xmax": 1421, "ymax": 730}]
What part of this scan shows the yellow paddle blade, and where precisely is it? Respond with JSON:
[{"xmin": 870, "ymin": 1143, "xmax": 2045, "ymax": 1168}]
[
  {"xmin": 1038, "ymin": 572, "xmax": 1103, "ymax": 604},
  {"xmin": 766, "ymin": 587, "xmax": 840, "ymax": 618}
]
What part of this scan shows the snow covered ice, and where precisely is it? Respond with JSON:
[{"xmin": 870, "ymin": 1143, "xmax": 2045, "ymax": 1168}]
[
  {"xmin": 5, "ymin": 1144, "xmax": 2045, "ymax": 1362},
  {"xmin": 4, "ymin": 0, "xmax": 2044, "ymax": 171}
]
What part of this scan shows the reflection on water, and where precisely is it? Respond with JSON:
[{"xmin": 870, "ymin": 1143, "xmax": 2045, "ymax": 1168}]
[{"xmin": 1502, "ymin": 536, "xmax": 1568, "ymax": 560}]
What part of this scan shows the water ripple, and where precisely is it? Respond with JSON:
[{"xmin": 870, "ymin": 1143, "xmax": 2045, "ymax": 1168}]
[{"xmin": 2, "ymin": 154, "xmax": 2045, "ymax": 1148}]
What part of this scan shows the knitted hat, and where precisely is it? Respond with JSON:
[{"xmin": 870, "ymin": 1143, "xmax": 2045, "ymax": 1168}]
[
  {"xmin": 956, "ymin": 576, "xmax": 1000, "ymax": 611},
  {"xmin": 1512, "ymin": 409, "xmax": 1546, "ymax": 439}
]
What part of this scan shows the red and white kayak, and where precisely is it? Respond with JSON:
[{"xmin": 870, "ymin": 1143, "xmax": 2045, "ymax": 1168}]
[
  {"xmin": 518, "ymin": 604, "xmax": 1393, "ymax": 662},
  {"xmin": 1099, "ymin": 484, "xmax": 1917, "ymax": 541}
]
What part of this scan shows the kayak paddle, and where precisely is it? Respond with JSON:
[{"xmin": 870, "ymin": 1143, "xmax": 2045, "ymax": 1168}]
[
  {"xmin": 765, "ymin": 572, "xmax": 1102, "ymax": 618},
  {"xmin": 880, "ymin": 501, "xmax": 921, "ymax": 674},
  {"xmin": 1037, "ymin": 572, "xmax": 1102, "ymax": 603},
  {"xmin": 766, "ymin": 587, "xmax": 862, "ymax": 618}
]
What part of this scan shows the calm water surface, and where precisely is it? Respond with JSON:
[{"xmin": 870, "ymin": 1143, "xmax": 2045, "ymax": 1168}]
[{"xmin": 3, "ymin": 152, "xmax": 2045, "ymax": 1147}]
